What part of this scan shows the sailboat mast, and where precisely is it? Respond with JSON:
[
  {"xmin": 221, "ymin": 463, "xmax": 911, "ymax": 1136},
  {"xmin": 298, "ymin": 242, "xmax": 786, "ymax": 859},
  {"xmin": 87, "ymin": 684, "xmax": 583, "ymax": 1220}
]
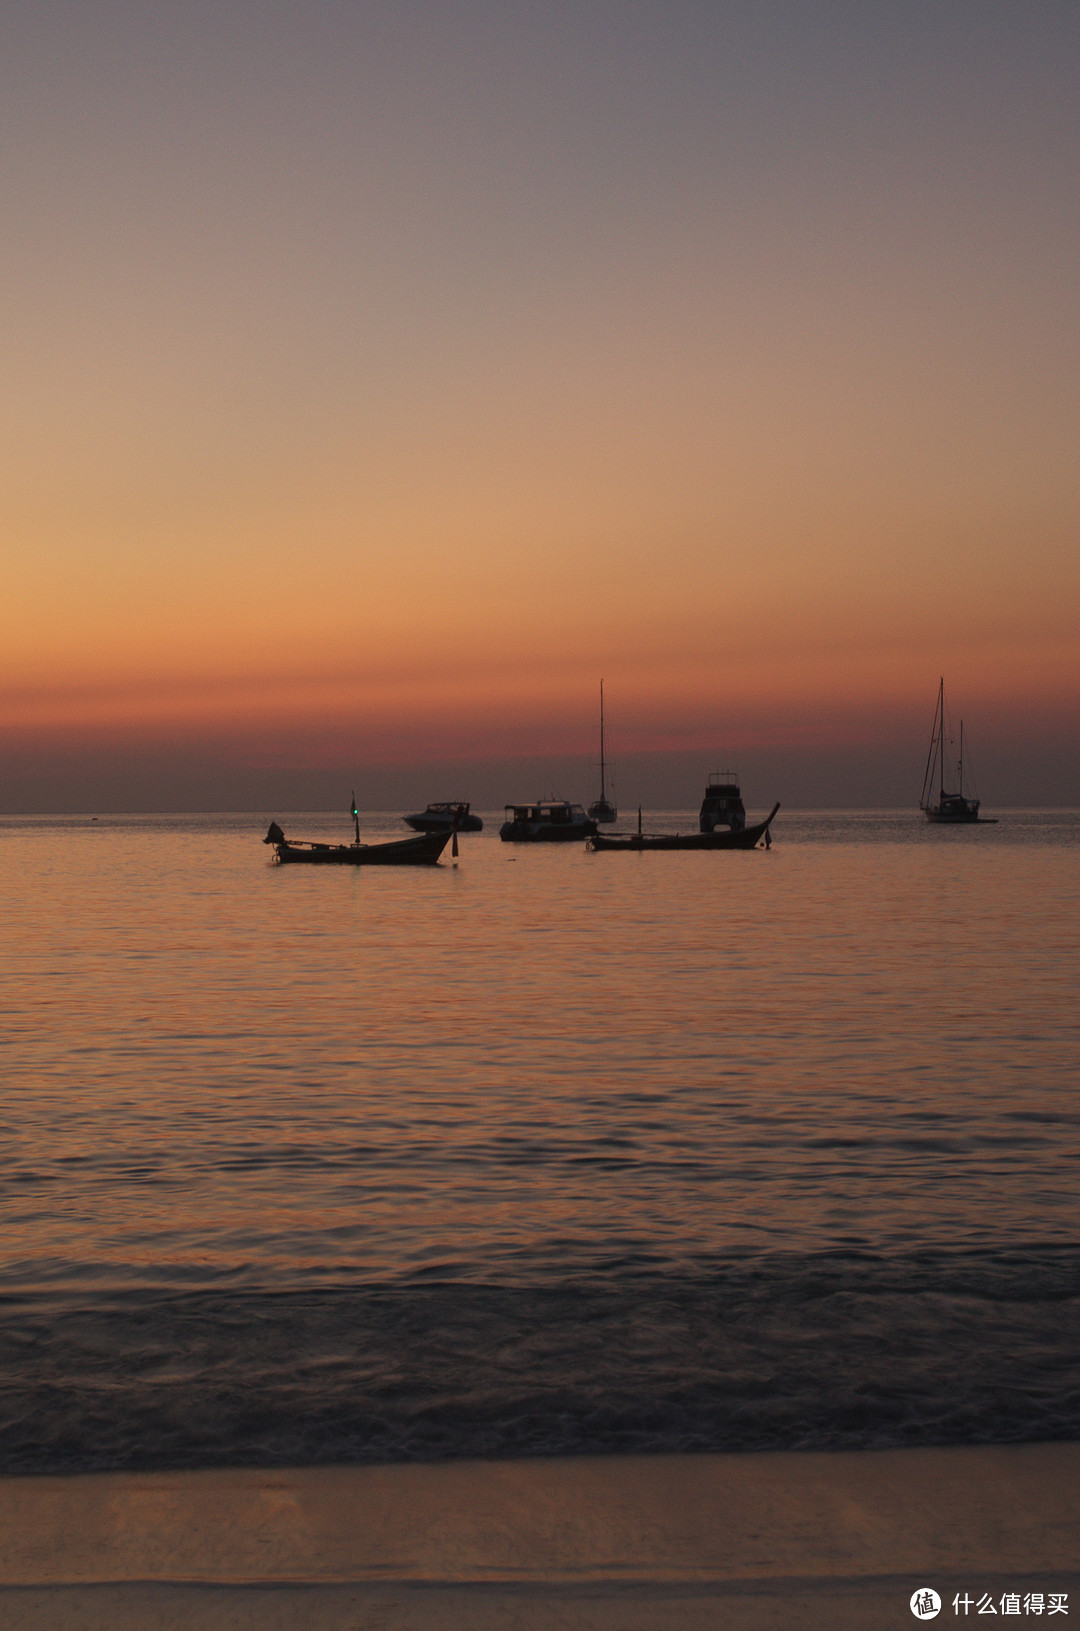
[
  {"xmin": 938, "ymin": 677, "xmax": 945, "ymax": 803},
  {"xmin": 599, "ymin": 679, "xmax": 606, "ymax": 802},
  {"xmin": 926, "ymin": 675, "xmax": 946, "ymax": 808}
]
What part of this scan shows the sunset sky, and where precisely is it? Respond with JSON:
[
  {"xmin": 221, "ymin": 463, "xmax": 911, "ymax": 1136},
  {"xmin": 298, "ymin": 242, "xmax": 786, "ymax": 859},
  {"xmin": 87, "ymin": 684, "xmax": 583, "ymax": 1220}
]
[{"xmin": 3, "ymin": 1, "xmax": 1077, "ymax": 811}]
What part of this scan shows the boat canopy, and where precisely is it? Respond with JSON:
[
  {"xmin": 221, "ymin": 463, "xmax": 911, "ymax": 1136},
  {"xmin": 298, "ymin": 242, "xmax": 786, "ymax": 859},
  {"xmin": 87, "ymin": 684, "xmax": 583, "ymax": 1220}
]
[{"xmin": 504, "ymin": 802, "xmax": 586, "ymax": 822}]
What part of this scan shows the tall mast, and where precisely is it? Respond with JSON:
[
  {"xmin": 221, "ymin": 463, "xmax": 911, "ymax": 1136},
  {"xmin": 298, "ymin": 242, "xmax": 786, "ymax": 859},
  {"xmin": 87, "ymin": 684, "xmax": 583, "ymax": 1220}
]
[
  {"xmin": 920, "ymin": 680, "xmax": 940, "ymax": 812},
  {"xmin": 599, "ymin": 679, "xmax": 606, "ymax": 802},
  {"xmin": 938, "ymin": 677, "xmax": 945, "ymax": 803}
]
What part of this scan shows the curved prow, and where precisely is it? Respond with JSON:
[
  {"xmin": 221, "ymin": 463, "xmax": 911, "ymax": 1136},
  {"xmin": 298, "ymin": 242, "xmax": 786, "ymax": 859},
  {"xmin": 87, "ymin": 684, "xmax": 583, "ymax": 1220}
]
[{"xmin": 756, "ymin": 803, "xmax": 780, "ymax": 846}]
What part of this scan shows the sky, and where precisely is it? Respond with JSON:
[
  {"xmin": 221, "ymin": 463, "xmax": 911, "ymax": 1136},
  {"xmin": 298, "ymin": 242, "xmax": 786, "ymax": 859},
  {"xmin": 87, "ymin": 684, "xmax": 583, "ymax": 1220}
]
[{"xmin": 2, "ymin": 0, "xmax": 1078, "ymax": 811}]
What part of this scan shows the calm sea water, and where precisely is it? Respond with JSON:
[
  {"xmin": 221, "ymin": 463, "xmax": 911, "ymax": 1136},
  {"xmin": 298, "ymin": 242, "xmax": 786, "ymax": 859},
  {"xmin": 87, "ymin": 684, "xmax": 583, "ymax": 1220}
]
[{"xmin": 1, "ymin": 808, "xmax": 1077, "ymax": 1472}]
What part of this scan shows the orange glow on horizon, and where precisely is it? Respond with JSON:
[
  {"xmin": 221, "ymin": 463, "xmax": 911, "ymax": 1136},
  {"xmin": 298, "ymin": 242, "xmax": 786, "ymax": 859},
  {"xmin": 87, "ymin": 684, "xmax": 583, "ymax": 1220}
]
[
  {"xmin": 2, "ymin": 631, "xmax": 1075, "ymax": 772},
  {"xmin": 2, "ymin": 6, "xmax": 1077, "ymax": 806}
]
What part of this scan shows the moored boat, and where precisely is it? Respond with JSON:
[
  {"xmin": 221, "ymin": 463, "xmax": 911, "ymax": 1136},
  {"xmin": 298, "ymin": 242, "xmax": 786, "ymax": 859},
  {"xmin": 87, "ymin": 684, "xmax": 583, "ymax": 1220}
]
[
  {"xmin": 590, "ymin": 803, "xmax": 780, "ymax": 852},
  {"xmin": 403, "ymin": 801, "xmax": 483, "ymax": 833},
  {"xmin": 920, "ymin": 679, "xmax": 996, "ymax": 824},
  {"xmin": 265, "ymin": 824, "xmax": 454, "ymax": 865},
  {"xmin": 264, "ymin": 794, "xmax": 458, "ymax": 865},
  {"xmin": 699, "ymin": 772, "xmax": 746, "ymax": 833},
  {"xmin": 500, "ymin": 801, "xmax": 597, "ymax": 842}
]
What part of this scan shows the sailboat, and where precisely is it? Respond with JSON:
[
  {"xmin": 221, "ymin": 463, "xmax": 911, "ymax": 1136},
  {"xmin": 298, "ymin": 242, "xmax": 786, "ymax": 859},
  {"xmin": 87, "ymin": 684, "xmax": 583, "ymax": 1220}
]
[
  {"xmin": 919, "ymin": 679, "xmax": 995, "ymax": 824},
  {"xmin": 587, "ymin": 680, "xmax": 618, "ymax": 824}
]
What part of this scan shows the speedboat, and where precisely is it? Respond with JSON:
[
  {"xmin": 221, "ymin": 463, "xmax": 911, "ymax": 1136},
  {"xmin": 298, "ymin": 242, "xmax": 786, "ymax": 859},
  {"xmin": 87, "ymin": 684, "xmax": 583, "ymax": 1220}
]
[{"xmin": 403, "ymin": 801, "xmax": 483, "ymax": 833}]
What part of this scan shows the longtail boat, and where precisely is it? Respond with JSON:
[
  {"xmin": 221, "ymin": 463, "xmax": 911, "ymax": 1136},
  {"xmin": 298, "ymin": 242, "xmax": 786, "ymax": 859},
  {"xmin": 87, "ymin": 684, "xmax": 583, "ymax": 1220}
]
[
  {"xmin": 589, "ymin": 803, "xmax": 780, "ymax": 852},
  {"xmin": 264, "ymin": 795, "xmax": 457, "ymax": 865}
]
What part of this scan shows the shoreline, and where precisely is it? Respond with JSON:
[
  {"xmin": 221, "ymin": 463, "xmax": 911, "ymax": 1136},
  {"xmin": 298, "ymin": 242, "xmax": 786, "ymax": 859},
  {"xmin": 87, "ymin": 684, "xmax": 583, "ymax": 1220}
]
[{"xmin": 1, "ymin": 1442, "xmax": 1077, "ymax": 1628}]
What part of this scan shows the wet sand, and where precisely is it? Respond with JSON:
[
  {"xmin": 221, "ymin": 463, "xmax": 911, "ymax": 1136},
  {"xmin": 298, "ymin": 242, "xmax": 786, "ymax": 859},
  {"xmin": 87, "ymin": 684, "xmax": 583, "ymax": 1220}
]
[{"xmin": 1, "ymin": 1442, "xmax": 1077, "ymax": 1629}]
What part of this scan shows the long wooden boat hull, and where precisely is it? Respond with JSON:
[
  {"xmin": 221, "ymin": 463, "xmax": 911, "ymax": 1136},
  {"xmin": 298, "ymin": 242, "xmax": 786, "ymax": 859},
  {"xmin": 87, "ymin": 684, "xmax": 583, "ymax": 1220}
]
[
  {"xmin": 272, "ymin": 829, "xmax": 453, "ymax": 865},
  {"xmin": 589, "ymin": 804, "xmax": 780, "ymax": 852}
]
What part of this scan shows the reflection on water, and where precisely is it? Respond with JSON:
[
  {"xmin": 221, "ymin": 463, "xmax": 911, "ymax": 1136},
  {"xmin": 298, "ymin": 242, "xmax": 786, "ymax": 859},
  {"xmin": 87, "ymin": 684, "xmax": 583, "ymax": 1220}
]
[{"xmin": 1, "ymin": 809, "xmax": 1077, "ymax": 1469}]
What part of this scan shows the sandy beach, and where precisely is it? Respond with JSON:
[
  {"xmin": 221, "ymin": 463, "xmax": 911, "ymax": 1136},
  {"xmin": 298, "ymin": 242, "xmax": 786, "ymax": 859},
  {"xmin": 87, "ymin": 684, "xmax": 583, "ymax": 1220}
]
[{"xmin": 1, "ymin": 1442, "xmax": 1076, "ymax": 1629}]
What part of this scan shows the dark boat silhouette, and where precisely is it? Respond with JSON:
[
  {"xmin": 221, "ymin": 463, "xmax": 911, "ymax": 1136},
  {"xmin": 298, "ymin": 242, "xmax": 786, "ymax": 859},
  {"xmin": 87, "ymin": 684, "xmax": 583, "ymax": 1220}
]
[
  {"xmin": 698, "ymin": 771, "xmax": 746, "ymax": 833},
  {"xmin": 590, "ymin": 803, "xmax": 780, "ymax": 852},
  {"xmin": 500, "ymin": 800, "xmax": 597, "ymax": 842},
  {"xmin": 403, "ymin": 801, "xmax": 483, "ymax": 833},
  {"xmin": 920, "ymin": 679, "xmax": 997, "ymax": 824},
  {"xmin": 264, "ymin": 796, "xmax": 458, "ymax": 865},
  {"xmin": 266, "ymin": 828, "xmax": 454, "ymax": 865}
]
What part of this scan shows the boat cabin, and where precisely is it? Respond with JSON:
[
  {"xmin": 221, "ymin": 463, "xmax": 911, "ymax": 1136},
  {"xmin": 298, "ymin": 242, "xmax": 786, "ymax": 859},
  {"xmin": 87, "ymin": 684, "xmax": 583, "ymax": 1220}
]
[
  {"xmin": 699, "ymin": 772, "xmax": 746, "ymax": 834},
  {"xmin": 403, "ymin": 800, "xmax": 484, "ymax": 832},
  {"xmin": 499, "ymin": 800, "xmax": 597, "ymax": 842},
  {"xmin": 504, "ymin": 801, "xmax": 585, "ymax": 824}
]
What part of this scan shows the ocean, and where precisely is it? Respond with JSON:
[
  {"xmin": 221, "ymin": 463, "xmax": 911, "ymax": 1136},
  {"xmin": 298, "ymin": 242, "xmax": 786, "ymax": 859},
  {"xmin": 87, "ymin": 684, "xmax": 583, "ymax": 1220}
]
[{"xmin": 1, "ymin": 808, "xmax": 1077, "ymax": 1473}]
